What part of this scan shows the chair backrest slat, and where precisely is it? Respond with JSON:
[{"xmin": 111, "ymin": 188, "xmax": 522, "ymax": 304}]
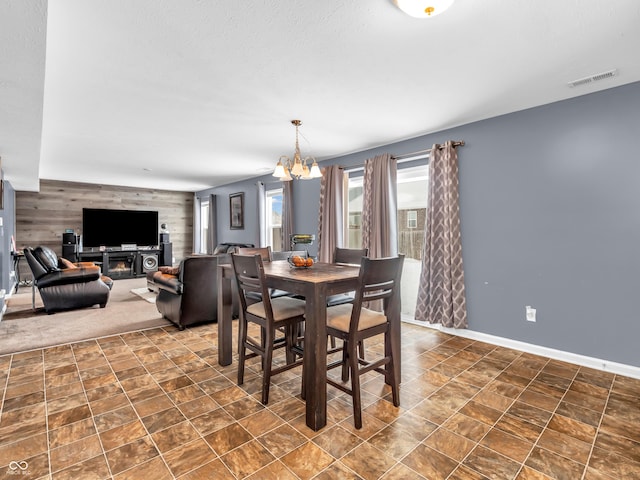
[
  {"xmin": 350, "ymin": 255, "xmax": 404, "ymax": 332},
  {"xmin": 333, "ymin": 247, "xmax": 369, "ymax": 266},
  {"xmin": 361, "ymin": 279, "xmax": 395, "ymax": 303}
]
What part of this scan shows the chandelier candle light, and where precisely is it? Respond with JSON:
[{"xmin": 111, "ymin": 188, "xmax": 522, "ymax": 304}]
[{"xmin": 273, "ymin": 120, "xmax": 322, "ymax": 181}]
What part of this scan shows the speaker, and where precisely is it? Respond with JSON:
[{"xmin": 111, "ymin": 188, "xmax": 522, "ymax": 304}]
[
  {"xmin": 159, "ymin": 232, "xmax": 170, "ymax": 244},
  {"xmin": 62, "ymin": 245, "xmax": 77, "ymax": 262},
  {"xmin": 62, "ymin": 232, "xmax": 76, "ymax": 245},
  {"xmin": 159, "ymin": 242, "xmax": 172, "ymax": 267},
  {"xmin": 140, "ymin": 253, "xmax": 159, "ymax": 273}
]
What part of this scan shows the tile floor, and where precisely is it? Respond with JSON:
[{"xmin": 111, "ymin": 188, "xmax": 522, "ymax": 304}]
[{"xmin": 0, "ymin": 321, "xmax": 639, "ymax": 479}]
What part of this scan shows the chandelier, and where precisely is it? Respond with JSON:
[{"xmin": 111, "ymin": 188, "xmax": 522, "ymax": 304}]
[
  {"xmin": 273, "ymin": 120, "xmax": 322, "ymax": 181},
  {"xmin": 393, "ymin": 0, "xmax": 455, "ymax": 18}
]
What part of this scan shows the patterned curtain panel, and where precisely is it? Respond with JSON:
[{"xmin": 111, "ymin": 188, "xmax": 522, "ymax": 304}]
[
  {"xmin": 415, "ymin": 141, "xmax": 467, "ymax": 328},
  {"xmin": 281, "ymin": 181, "xmax": 294, "ymax": 251},
  {"xmin": 317, "ymin": 165, "xmax": 346, "ymax": 263},
  {"xmin": 207, "ymin": 194, "xmax": 217, "ymax": 254},
  {"xmin": 361, "ymin": 153, "xmax": 398, "ymax": 259}
]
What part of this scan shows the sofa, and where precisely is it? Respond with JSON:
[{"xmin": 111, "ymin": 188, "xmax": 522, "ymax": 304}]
[
  {"xmin": 149, "ymin": 243, "xmax": 253, "ymax": 329},
  {"xmin": 211, "ymin": 242, "xmax": 255, "ymax": 255},
  {"xmin": 23, "ymin": 246, "xmax": 113, "ymax": 313}
]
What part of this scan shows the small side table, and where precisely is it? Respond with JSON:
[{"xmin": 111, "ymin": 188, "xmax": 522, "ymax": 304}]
[{"xmin": 11, "ymin": 251, "xmax": 26, "ymax": 293}]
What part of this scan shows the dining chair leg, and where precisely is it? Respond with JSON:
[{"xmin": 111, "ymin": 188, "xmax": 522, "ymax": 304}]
[
  {"xmin": 341, "ymin": 342, "xmax": 350, "ymax": 382},
  {"xmin": 284, "ymin": 325, "xmax": 297, "ymax": 365},
  {"xmin": 260, "ymin": 327, "xmax": 267, "ymax": 371},
  {"xmin": 238, "ymin": 318, "xmax": 248, "ymax": 386},
  {"xmin": 349, "ymin": 341, "xmax": 363, "ymax": 429},
  {"xmin": 390, "ymin": 360, "xmax": 400, "ymax": 407},
  {"xmin": 387, "ymin": 332, "xmax": 400, "ymax": 407},
  {"xmin": 358, "ymin": 340, "xmax": 365, "ymax": 360},
  {"xmin": 261, "ymin": 326, "xmax": 275, "ymax": 404}
]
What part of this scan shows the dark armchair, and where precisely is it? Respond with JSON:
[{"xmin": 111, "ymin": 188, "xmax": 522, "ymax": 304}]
[
  {"xmin": 148, "ymin": 243, "xmax": 254, "ymax": 329},
  {"xmin": 23, "ymin": 246, "xmax": 112, "ymax": 313},
  {"xmin": 153, "ymin": 255, "xmax": 222, "ymax": 330}
]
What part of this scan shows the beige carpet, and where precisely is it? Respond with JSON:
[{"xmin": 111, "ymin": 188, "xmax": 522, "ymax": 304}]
[
  {"xmin": 130, "ymin": 287, "xmax": 157, "ymax": 303},
  {"xmin": 0, "ymin": 277, "xmax": 172, "ymax": 356}
]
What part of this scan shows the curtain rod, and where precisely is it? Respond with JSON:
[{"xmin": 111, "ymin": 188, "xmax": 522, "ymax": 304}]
[
  {"xmin": 391, "ymin": 140, "xmax": 465, "ymax": 160},
  {"xmin": 343, "ymin": 140, "xmax": 465, "ymax": 171}
]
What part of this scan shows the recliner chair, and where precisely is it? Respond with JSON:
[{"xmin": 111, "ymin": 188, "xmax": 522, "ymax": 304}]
[
  {"xmin": 23, "ymin": 246, "xmax": 112, "ymax": 313},
  {"xmin": 153, "ymin": 255, "xmax": 222, "ymax": 329}
]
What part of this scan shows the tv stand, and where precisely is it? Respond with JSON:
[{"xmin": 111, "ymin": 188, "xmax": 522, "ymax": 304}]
[{"xmin": 76, "ymin": 248, "xmax": 160, "ymax": 280}]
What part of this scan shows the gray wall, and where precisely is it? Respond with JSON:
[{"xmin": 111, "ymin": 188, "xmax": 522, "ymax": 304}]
[
  {"xmin": 0, "ymin": 179, "xmax": 17, "ymax": 297},
  {"xmin": 198, "ymin": 80, "xmax": 640, "ymax": 368}
]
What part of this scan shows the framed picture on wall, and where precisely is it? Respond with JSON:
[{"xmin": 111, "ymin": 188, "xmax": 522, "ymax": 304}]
[{"xmin": 229, "ymin": 192, "xmax": 244, "ymax": 229}]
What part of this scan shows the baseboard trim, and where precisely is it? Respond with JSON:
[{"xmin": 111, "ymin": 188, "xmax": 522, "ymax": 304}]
[{"xmin": 402, "ymin": 316, "xmax": 640, "ymax": 380}]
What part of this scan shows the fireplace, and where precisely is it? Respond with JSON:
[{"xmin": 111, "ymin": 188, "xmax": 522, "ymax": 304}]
[{"xmin": 107, "ymin": 253, "xmax": 135, "ymax": 279}]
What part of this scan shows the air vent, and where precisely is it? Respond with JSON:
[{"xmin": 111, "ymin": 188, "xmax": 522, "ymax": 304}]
[{"xmin": 568, "ymin": 69, "xmax": 618, "ymax": 88}]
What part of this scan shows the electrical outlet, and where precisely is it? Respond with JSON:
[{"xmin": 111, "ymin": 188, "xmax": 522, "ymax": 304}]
[{"xmin": 526, "ymin": 306, "xmax": 536, "ymax": 322}]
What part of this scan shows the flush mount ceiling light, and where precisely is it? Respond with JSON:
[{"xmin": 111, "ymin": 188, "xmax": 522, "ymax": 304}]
[
  {"xmin": 273, "ymin": 120, "xmax": 322, "ymax": 181},
  {"xmin": 393, "ymin": 0, "xmax": 455, "ymax": 18}
]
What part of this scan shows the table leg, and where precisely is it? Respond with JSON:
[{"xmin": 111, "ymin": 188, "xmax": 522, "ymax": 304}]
[
  {"xmin": 217, "ymin": 266, "xmax": 233, "ymax": 366},
  {"xmin": 303, "ymin": 284, "xmax": 328, "ymax": 431}
]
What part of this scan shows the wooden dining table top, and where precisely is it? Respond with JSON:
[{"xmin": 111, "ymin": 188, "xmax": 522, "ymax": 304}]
[
  {"xmin": 218, "ymin": 260, "xmax": 362, "ymax": 295},
  {"xmin": 261, "ymin": 260, "xmax": 361, "ymax": 283}
]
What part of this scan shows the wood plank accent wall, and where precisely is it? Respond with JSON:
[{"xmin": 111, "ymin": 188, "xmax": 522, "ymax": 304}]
[{"xmin": 16, "ymin": 180, "xmax": 193, "ymax": 280}]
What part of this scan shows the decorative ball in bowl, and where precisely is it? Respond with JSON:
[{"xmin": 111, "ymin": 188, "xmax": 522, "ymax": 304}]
[{"xmin": 288, "ymin": 254, "xmax": 314, "ymax": 268}]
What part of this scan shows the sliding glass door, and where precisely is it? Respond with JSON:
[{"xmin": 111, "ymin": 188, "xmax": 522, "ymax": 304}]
[{"xmin": 347, "ymin": 162, "xmax": 428, "ymax": 318}]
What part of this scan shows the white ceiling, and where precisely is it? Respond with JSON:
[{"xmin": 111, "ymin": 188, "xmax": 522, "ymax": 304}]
[{"xmin": 2, "ymin": 0, "xmax": 640, "ymax": 192}]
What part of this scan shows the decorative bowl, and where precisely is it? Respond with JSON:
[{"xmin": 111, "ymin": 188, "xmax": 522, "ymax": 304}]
[{"xmin": 287, "ymin": 253, "xmax": 314, "ymax": 269}]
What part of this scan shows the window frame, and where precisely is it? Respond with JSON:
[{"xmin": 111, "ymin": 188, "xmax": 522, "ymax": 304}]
[{"xmin": 199, "ymin": 199, "xmax": 209, "ymax": 254}]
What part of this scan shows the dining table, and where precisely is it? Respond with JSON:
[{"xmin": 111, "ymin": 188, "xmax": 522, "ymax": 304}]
[{"xmin": 217, "ymin": 259, "xmax": 402, "ymax": 431}]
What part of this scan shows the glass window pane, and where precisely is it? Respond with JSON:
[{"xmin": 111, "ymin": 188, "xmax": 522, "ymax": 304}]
[
  {"xmin": 397, "ymin": 164, "xmax": 428, "ymax": 317},
  {"xmin": 200, "ymin": 201, "xmax": 209, "ymax": 254},
  {"xmin": 347, "ymin": 177, "xmax": 363, "ymax": 248},
  {"xmin": 266, "ymin": 188, "xmax": 283, "ymax": 251}
]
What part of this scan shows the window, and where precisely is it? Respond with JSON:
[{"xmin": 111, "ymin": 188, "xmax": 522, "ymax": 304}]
[
  {"xmin": 346, "ymin": 177, "xmax": 363, "ymax": 249},
  {"xmin": 396, "ymin": 165, "xmax": 429, "ymax": 257},
  {"xmin": 265, "ymin": 188, "xmax": 283, "ymax": 251},
  {"xmin": 346, "ymin": 161, "xmax": 429, "ymax": 317},
  {"xmin": 407, "ymin": 210, "xmax": 418, "ymax": 229},
  {"xmin": 199, "ymin": 199, "xmax": 209, "ymax": 254}
]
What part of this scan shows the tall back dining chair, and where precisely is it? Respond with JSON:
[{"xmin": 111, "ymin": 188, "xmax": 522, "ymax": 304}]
[
  {"xmin": 325, "ymin": 254, "xmax": 404, "ymax": 429},
  {"xmin": 327, "ymin": 247, "xmax": 369, "ymax": 307},
  {"xmin": 230, "ymin": 253, "xmax": 306, "ymax": 404},
  {"xmin": 236, "ymin": 246, "xmax": 294, "ymax": 300},
  {"xmin": 326, "ymin": 247, "xmax": 370, "ymax": 358}
]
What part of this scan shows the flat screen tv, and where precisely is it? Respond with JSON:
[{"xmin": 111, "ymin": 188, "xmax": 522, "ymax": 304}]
[{"xmin": 82, "ymin": 208, "xmax": 159, "ymax": 249}]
